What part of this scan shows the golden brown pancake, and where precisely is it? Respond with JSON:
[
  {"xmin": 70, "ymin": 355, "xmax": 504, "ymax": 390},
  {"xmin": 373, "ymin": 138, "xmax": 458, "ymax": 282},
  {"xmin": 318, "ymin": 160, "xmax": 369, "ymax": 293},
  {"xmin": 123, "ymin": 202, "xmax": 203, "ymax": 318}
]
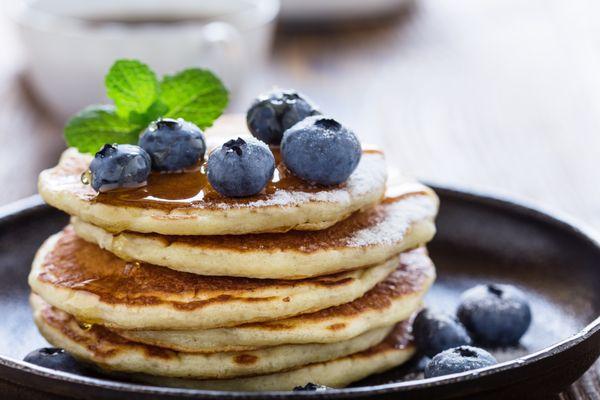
[
  {"xmin": 28, "ymin": 227, "xmax": 399, "ymax": 330},
  {"xmin": 31, "ymin": 294, "xmax": 396, "ymax": 379},
  {"xmin": 116, "ymin": 248, "xmax": 434, "ymax": 352},
  {"xmin": 126, "ymin": 323, "xmax": 415, "ymax": 391},
  {"xmin": 72, "ymin": 186, "xmax": 438, "ymax": 279},
  {"xmin": 38, "ymin": 115, "xmax": 388, "ymax": 235}
]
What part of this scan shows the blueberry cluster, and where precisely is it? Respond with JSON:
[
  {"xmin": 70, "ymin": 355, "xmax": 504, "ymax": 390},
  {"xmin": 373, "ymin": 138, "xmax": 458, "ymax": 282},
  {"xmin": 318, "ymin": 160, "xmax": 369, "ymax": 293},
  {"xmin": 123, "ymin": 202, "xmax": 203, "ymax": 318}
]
[
  {"xmin": 246, "ymin": 89, "xmax": 361, "ymax": 187},
  {"xmin": 84, "ymin": 118, "xmax": 206, "ymax": 192},
  {"xmin": 84, "ymin": 89, "xmax": 363, "ymax": 197},
  {"xmin": 207, "ymin": 89, "xmax": 362, "ymax": 197},
  {"xmin": 414, "ymin": 283, "xmax": 531, "ymax": 378}
]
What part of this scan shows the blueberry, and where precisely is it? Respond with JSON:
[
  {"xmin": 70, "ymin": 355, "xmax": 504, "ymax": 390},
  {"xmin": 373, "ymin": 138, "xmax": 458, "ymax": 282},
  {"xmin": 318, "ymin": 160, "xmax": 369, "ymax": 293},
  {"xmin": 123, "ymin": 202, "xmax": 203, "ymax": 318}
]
[
  {"xmin": 457, "ymin": 284, "xmax": 532, "ymax": 346},
  {"xmin": 24, "ymin": 348, "xmax": 89, "ymax": 374},
  {"xmin": 207, "ymin": 137, "xmax": 275, "ymax": 197},
  {"xmin": 247, "ymin": 89, "xmax": 320, "ymax": 145},
  {"xmin": 413, "ymin": 308, "xmax": 472, "ymax": 358},
  {"xmin": 425, "ymin": 346, "xmax": 497, "ymax": 378},
  {"xmin": 281, "ymin": 116, "xmax": 361, "ymax": 186},
  {"xmin": 293, "ymin": 382, "xmax": 329, "ymax": 391},
  {"xmin": 86, "ymin": 144, "xmax": 151, "ymax": 192},
  {"xmin": 139, "ymin": 118, "xmax": 206, "ymax": 172}
]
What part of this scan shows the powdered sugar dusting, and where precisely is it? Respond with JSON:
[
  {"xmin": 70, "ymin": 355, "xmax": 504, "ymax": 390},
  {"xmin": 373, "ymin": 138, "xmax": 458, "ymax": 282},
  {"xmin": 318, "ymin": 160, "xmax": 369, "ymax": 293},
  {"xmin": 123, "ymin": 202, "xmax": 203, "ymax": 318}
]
[
  {"xmin": 222, "ymin": 153, "xmax": 386, "ymax": 210},
  {"xmin": 346, "ymin": 191, "xmax": 438, "ymax": 247}
]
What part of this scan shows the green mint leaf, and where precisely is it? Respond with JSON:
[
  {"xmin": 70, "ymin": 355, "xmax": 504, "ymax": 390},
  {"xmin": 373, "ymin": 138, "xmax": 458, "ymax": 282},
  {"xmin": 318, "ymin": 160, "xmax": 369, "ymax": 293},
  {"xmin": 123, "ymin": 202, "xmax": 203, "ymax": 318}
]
[
  {"xmin": 160, "ymin": 68, "xmax": 228, "ymax": 129},
  {"xmin": 105, "ymin": 59, "xmax": 159, "ymax": 118},
  {"xmin": 64, "ymin": 105, "xmax": 142, "ymax": 154}
]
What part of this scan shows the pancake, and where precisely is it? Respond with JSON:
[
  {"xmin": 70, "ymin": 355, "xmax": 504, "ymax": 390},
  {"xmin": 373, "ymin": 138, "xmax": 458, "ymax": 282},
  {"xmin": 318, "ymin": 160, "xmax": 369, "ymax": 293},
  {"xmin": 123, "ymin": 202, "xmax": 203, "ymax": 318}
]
[
  {"xmin": 71, "ymin": 186, "xmax": 438, "ymax": 279},
  {"xmin": 38, "ymin": 115, "xmax": 387, "ymax": 236},
  {"xmin": 116, "ymin": 249, "xmax": 434, "ymax": 352},
  {"xmin": 128, "ymin": 323, "xmax": 415, "ymax": 391},
  {"xmin": 31, "ymin": 294, "xmax": 395, "ymax": 379},
  {"xmin": 28, "ymin": 227, "xmax": 398, "ymax": 330}
]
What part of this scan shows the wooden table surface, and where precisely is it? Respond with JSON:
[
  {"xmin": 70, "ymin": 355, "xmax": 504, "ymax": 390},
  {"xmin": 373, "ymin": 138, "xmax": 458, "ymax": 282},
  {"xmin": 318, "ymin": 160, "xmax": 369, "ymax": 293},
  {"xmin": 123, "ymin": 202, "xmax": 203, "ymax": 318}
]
[{"xmin": 1, "ymin": 0, "xmax": 599, "ymax": 398}]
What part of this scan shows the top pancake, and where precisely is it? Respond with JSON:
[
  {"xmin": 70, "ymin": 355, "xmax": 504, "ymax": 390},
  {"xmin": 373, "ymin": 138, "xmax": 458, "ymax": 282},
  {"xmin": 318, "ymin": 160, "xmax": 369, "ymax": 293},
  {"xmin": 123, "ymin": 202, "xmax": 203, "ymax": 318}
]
[{"xmin": 38, "ymin": 115, "xmax": 388, "ymax": 235}]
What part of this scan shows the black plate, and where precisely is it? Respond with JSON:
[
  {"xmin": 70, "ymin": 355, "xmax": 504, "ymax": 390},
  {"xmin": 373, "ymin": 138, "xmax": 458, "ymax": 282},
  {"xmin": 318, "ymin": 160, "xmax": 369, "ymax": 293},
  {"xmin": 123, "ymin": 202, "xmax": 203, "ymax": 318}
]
[{"xmin": 0, "ymin": 187, "xmax": 599, "ymax": 400}]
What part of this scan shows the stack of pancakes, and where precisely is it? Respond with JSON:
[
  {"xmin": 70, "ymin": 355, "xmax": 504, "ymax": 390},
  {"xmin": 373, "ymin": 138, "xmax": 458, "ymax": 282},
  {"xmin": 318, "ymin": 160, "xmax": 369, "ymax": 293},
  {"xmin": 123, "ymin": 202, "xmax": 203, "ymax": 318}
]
[{"xmin": 29, "ymin": 115, "xmax": 439, "ymax": 391}]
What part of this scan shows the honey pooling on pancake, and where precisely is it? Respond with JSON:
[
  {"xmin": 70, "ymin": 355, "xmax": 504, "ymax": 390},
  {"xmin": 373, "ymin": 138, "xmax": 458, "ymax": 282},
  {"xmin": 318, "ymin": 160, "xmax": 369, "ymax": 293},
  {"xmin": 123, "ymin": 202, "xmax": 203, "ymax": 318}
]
[{"xmin": 93, "ymin": 146, "xmax": 370, "ymax": 208}]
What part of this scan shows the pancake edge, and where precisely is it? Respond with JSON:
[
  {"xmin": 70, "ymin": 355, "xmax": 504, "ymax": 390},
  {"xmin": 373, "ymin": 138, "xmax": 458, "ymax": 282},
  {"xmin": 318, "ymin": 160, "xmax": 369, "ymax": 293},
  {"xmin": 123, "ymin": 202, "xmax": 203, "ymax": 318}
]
[
  {"xmin": 31, "ymin": 294, "xmax": 399, "ymax": 379},
  {"xmin": 115, "ymin": 252, "xmax": 434, "ymax": 352},
  {"xmin": 28, "ymin": 232, "xmax": 399, "ymax": 330},
  {"xmin": 38, "ymin": 150, "xmax": 387, "ymax": 236},
  {"xmin": 71, "ymin": 187, "xmax": 438, "ymax": 279},
  {"xmin": 127, "ymin": 323, "xmax": 416, "ymax": 391}
]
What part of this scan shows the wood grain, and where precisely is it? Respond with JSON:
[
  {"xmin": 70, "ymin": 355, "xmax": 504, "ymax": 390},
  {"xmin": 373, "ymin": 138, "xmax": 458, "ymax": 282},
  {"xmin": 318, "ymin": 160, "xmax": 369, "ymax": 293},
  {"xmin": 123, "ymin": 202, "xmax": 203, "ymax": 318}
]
[{"xmin": 0, "ymin": 0, "xmax": 599, "ymax": 398}]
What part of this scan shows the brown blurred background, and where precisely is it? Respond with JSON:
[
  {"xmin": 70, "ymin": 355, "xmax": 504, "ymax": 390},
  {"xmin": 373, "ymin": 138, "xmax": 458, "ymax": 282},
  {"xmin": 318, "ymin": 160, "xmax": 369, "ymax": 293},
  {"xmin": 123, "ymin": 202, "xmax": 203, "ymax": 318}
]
[{"xmin": 0, "ymin": 0, "xmax": 599, "ymax": 397}]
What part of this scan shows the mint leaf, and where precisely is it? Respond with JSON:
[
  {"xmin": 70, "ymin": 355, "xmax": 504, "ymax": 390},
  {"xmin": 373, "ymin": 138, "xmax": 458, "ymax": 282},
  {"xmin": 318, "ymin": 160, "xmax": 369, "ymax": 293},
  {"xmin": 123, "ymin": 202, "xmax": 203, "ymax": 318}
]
[
  {"xmin": 65, "ymin": 61, "xmax": 229, "ymax": 152},
  {"xmin": 160, "ymin": 68, "xmax": 228, "ymax": 129},
  {"xmin": 105, "ymin": 60, "xmax": 159, "ymax": 118},
  {"xmin": 64, "ymin": 105, "xmax": 141, "ymax": 154}
]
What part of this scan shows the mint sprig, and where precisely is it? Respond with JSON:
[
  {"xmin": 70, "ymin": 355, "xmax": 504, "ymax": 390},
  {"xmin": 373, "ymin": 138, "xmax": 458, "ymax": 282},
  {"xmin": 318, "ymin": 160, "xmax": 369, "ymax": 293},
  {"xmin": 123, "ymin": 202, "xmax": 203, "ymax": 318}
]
[{"xmin": 65, "ymin": 59, "xmax": 228, "ymax": 154}]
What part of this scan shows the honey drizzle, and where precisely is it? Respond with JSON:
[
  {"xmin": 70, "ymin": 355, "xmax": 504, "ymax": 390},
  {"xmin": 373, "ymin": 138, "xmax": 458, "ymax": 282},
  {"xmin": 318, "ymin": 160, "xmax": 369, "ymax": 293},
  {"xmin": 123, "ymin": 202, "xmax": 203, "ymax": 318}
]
[{"xmin": 93, "ymin": 148, "xmax": 383, "ymax": 210}]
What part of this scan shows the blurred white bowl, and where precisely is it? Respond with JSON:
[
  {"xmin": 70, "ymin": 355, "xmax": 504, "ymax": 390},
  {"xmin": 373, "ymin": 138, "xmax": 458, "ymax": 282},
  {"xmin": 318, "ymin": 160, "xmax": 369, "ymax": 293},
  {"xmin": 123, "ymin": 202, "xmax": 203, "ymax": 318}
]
[
  {"xmin": 280, "ymin": 0, "xmax": 411, "ymax": 22},
  {"xmin": 11, "ymin": 0, "xmax": 279, "ymax": 119}
]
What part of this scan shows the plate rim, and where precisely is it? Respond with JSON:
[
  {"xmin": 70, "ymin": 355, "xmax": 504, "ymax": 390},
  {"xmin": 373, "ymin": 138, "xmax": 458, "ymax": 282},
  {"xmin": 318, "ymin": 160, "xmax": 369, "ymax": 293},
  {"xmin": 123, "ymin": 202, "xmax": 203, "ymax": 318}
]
[{"xmin": 1, "ymin": 187, "xmax": 599, "ymax": 399}]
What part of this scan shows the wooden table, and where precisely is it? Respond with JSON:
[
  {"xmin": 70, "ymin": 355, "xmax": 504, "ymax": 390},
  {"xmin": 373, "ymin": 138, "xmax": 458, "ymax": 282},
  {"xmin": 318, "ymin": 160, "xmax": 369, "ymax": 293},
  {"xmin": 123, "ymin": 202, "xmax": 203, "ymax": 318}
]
[{"xmin": 1, "ymin": 0, "xmax": 599, "ymax": 398}]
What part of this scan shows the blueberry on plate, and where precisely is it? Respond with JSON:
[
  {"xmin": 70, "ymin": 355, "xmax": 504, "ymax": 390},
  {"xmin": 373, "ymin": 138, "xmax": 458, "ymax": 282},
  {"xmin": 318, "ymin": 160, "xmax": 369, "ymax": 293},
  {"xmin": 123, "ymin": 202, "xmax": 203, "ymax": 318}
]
[
  {"xmin": 207, "ymin": 137, "xmax": 275, "ymax": 197},
  {"xmin": 139, "ymin": 118, "xmax": 206, "ymax": 172},
  {"xmin": 424, "ymin": 346, "xmax": 497, "ymax": 378},
  {"xmin": 293, "ymin": 382, "xmax": 329, "ymax": 391},
  {"xmin": 86, "ymin": 144, "xmax": 151, "ymax": 192},
  {"xmin": 281, "ymin": 115, "xmax": 361, "ymax": 186},
  {"xmin": 24, "ymin": 348, "xmax": 88, "ymax": 374},
  {"xmin": 457, "ymin": 284, "xmax": 532, "ymax": 346},
  {"xmin": 413, "ymin": 308, "xmax": 472, "ymax": 358},
  {"xmin": 247, "ymin": 89, "xmax": 320, "ymax": 145}
]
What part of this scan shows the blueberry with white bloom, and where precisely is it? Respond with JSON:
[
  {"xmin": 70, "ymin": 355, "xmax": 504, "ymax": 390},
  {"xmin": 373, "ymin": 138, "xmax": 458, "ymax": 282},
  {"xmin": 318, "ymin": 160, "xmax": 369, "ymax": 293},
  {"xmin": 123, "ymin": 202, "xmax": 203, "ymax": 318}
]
[
  {"xmin": 281, "ymin": 115, "xmax": 361, "ymax": 186},
  {"xmin": 457, "ymin": 284, "xmax": 532, "ymax": 346},
  {"xmin": 424, "ymin": 346, "xmax": 497, "ymax": 378},
  {"xmin": 413, "ymin": 308, "xmax": 472, "ymax": 358},
  {"xmin": 207, "ymin": 137, "xmax": 275, "ymax": 197},
  {"xmin": 247, "ymin": 89, "xmax": 320, "ymax": 145},
  {"xmin": 85, "ymin": 144, "xmax": 151, "ymax": 192},
  {"xmin": 139, "ymin": 118, "xmax": 206, "ymax": 172}
]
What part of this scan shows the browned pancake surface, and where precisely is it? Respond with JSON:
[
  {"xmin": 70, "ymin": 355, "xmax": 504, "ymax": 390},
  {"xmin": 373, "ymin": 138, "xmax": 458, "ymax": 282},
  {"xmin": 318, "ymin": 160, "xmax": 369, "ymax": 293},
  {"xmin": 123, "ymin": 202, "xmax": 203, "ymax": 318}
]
[
  {"xmin": 37, "ymin": 227, "xmax": 374, "ymax": 308},
  {"xmin": 242, "ymin": 249, "xmax": 433, "ymax": 329},
  {"xmin": 38, "ymin": 299, "xmax": 413, "ymax": 362}
]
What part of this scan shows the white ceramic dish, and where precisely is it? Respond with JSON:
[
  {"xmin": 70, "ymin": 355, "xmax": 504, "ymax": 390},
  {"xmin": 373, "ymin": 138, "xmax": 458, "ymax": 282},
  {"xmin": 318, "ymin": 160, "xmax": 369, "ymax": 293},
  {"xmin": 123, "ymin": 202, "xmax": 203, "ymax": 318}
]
[
  {"xmin": 10, "ymin": 0, "xmax": 280, "ymax": 119},
  {"xmin": 280, "ymin": 0, "xmax": 411, "ymax": 22}
]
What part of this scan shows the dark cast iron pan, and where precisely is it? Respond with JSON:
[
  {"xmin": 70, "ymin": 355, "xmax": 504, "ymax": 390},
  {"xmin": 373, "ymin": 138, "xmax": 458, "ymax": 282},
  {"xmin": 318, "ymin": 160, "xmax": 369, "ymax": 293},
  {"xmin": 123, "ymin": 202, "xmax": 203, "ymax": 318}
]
[{"xmin": 0, "ymin": 186, "xmax": 598, "ymax": 399}]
